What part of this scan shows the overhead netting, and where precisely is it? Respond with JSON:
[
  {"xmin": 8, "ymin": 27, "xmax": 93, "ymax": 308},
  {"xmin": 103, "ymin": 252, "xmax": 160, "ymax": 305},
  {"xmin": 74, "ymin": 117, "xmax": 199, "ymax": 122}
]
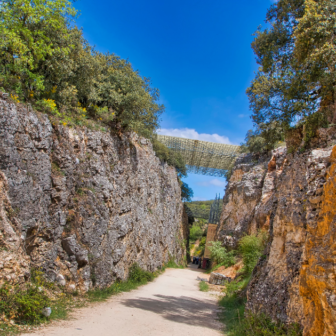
[{"xmin": 157, "ymin": 135, "xmax": 240, "ymax": 177}]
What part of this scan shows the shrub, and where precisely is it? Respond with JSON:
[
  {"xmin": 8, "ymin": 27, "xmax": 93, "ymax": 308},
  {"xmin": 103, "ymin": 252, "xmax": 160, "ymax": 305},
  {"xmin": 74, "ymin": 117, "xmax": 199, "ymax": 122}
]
[
  {"xmin": 189, "ymin": 225, "xmax": 203, "ymax": 242},
  {"xmin": 0, "ymin": 283, "xmax": 50, "ymax": 325},
  {"xmin": 0, "ymin": 0, "xmax": 163, "ymax": 139},
  {"xmin": 208, "ymin": 241, "xmax": 236, "ymax": 267},
  {"xmin": 128, "ymin": 264, "xmax": 154, "ymax": 283},
  {"xmin": 239, "ymin": 231, "xmax": 267, "ymax": 275}
]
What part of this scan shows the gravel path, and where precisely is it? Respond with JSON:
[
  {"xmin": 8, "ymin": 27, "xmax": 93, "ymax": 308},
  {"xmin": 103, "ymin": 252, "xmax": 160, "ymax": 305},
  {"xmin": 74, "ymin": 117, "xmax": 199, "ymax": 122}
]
[{"xmin": 23, "ymin": 264, "xmax": 223, "ymax": 336}]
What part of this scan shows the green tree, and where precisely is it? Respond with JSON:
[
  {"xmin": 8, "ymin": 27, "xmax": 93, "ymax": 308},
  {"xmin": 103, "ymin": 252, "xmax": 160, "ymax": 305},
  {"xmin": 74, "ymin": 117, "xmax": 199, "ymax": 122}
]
[
  {"xmin": 181, "ymin": 182, "xmax": 193, "ymax": 202},
  {"xmin": 246, "ymin": 0, "xmax": 335, "ymax": 152},
  {"xmin": 0, "ymin": 0, "xmax": 164, "ymax": 139},
  {"xmin": 0, "ymin": 0, "xmax": 77, "ymax": 99},
  {"xmin": 189, "ymin": 225, "xmax": 203, "ymax": 242},
  {"xmin": 294, "ymin": 0, "xmax": 336, "ymax": 118}
]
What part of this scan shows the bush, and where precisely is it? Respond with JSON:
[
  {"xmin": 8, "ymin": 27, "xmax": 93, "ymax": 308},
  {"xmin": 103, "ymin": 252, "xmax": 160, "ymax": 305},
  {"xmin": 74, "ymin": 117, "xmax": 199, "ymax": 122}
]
[
  {"xmin": 0, "ymin": 0, "xmax": 163, "ymax": 139},
  {"xmin": 0, "ymin": 283, "xmax": 50, "ymax": 325},
  {"xmin": 239, "ymin": 231, "xmax": 267, "ymax": 275},
  {"xmin": 189, "ymin": 225, "xmax": 203, "ymax": 242},
  {"xmin": 128, "ymin": 264, "xmax": 154, "ymax": 283},
  {"xmin": 208, "ymin": 241, "xmax": 236, "ymax": 267}
]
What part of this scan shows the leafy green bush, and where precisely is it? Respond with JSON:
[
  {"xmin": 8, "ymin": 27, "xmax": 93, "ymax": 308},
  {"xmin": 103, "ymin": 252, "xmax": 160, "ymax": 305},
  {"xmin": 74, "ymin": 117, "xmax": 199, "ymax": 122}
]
[
  {"xmin": 0, "ymin": 283, "xmax": 50, "ymax": 325},
  {"xmin": 189, "ymin": 225, "xmax": 203, "ymax": 242},
  {"xmin": 128, "ymin": 264, "xmax": 154, "ymax": 283},
  {"xmin": 0, "ymin": 0, "xmax": 162, "ymax": 139},
  {"xmin": 208, "ymin": 241, "xmax": 236, "ymax": 267},
  {"xmin": 239, "ymin": 232, "xmax": 267, "ymax": 275}
]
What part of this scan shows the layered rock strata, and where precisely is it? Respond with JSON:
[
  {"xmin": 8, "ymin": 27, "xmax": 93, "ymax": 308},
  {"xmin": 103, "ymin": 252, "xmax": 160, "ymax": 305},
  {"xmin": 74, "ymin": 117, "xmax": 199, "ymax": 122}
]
[
  {"xmin": 218, "ymin": 135, "xmax": 336, "ymax": 335},
  {"xmin": 0, "ymin": 96, "xmax": 186, "ymax": 291}
]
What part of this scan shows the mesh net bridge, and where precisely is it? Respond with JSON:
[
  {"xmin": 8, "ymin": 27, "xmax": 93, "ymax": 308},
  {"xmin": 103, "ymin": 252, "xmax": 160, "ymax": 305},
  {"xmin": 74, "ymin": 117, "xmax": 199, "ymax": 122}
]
[{"xmin": 157, "ymin": 135, "xmax": 241, "ymax": 177}]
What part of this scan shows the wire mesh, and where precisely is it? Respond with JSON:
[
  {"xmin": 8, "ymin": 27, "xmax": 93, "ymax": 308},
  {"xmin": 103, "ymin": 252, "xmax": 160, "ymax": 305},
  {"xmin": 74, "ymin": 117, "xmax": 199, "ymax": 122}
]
[{"xmin": 157, "ymin": 135, "xmax": 240, "ymax": 176}]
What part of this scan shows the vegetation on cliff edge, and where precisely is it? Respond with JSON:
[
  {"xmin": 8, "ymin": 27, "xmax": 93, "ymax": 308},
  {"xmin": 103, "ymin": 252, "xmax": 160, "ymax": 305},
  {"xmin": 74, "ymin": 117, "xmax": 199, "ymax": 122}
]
[
  {"xmin": 0, "ymin": 0, "xmax": 191, "ymax": 196},
  {"xmin": 243, "ymin": 0, "xmax": 336, "ymax": 153}
]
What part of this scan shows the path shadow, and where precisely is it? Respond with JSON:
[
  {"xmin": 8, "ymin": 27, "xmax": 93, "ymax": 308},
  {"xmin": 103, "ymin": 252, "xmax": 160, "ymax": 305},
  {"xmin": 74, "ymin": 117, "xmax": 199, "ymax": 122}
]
[
  {"xmin": 121, "ymin": 294, "xmax": 221, "ymax": 330},
  {"xmin": 187, "ymin": 263, "xmax": 207, "ymax": 273}
]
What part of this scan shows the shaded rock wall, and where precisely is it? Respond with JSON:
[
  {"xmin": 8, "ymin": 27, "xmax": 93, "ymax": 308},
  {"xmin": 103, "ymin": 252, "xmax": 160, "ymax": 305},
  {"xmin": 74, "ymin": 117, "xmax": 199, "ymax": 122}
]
[
  {"xmin": 218, "ymin": 137, "xmax": 336, "ymax": 335},
  {"xmin": 0, "ymin": 97, "xmax": 186, "ymax": 291}
]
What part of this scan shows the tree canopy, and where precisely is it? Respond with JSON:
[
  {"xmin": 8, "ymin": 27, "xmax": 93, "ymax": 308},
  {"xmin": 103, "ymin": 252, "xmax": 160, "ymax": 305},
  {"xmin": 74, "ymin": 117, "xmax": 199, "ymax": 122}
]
[
  {"xmin": 0, "ymin": 0, "xmax": 163, "ymax": 138},
  {"xmin": 245, "ymin": 0, "xmax": 336, "ymax": 152},
  {"xmin": 0, "ymin": 0, "xmax": 192, "ymax": 193}
]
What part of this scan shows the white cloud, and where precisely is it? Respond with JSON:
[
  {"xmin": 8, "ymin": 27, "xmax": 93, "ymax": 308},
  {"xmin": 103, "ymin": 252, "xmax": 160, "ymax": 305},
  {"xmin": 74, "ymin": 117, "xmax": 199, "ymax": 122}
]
[
  {"xmin": 157, "ymin": 128, "xmax": 231, "ymax": 144},
  {"xmin": 238, "ymin": 114, "xmax": 245, "ymax": 118},
  {"xmin": 197, "ymin": 179, "xmax": 226, "ymax": 187}
]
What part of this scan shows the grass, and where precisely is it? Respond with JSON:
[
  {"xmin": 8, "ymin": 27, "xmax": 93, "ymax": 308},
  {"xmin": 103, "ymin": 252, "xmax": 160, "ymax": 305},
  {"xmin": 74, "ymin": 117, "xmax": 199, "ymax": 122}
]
[
  {"xmin": 0, "ymin": 261, "xmax": 185, "ymax": 334},
  {"xmin": 218, "ymin": 294, "xmax": 302, "ymax": 336},
  {"xmin": 199, "ymin": 281, "xmax": 209, "ymax": 292},
  {"xmin": 88, "ymin": 260, "xmax": 184, "ymax": 302},
  {"xmin": 215, "ymin": 231, "xmax": 302, "ymax": 336},
  {"xmin": 163, "ymin": 259, "xmax": 185, "ymax": 269}
]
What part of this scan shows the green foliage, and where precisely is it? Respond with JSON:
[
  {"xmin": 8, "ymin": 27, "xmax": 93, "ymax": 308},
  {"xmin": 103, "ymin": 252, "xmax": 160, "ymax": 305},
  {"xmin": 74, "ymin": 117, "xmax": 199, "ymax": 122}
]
[
  {"xmin": 194, "ymin": 236, "xmax": 206, "ymax": 257},
  {"xmin": 128, "ymin": 263, "xmax": 155, "ymax": 283},
  {"xmin": 303, "ymin": 111, "xmax": 329, "ymax": 145},
  {"xmin": 152, "ymin": 138, "xmax": 187, "ymax": 177},
  {"xmin": 218, "ymin": 295, "xmax": 302, "ymax": 336},
  {"xmin": 0, "ymin": 0, "xmax": 77, "ymax": 99},
  {"xmin": 87, "ymin": 263, "xmax": 155, "ymax": 302},
  {"xmin": 163, "ymin": 258, "xmax": 185, "ymax": 269},
  {"xmin": 181, "ymin": 182, "xmax": 193, "ymax": 202},
  {"xmin": 224, "ymin": 276, "xmax": 252, "ymax": 297},
  {"xmin": 240, "ymin": 122, "xmax": 284, "ymax": 154},
  {"xmin": 0, "ymin": 283, "xmax": 50, "ymax": 325},
  {"xmin": 208, "ymin": 241, "xmax": 236, "ymax": 267},
  {"xmin": 151, "ymin": 138, "xmax": 189, "ymax": 197},
  {"xmin": 199, "ymin": 281, "xmax": 209, "ymax": 292},
  {"xmin": 239, "ymin": 231, "xmax": 268, "ymax": 275},
  {"xmin": 185, "ymin": 200, "xmax": 221, "ymax": 220},
  {"xmin": 217, "ymin": 232, "xmax": 301, "ymax": 335},
  {"xmin": 189, "ymin": 225, "xmax": 203, "ymax": 243},
  {"xmin": 245, "ymin": 0, "xmax": 335, "ymax": 153},
  {"xmin": 0, "ymin": 0, "xmax": 163, "ymax": 139}
]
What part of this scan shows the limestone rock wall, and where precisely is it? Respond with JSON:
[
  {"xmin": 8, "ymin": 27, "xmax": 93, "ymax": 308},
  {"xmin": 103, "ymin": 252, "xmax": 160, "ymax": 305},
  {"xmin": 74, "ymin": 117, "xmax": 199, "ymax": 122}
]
[
  {"xmin": 218, "ymin": 138, "xmax": 336, "ymax": 335},
  {"xmin": 0, "ymin": 97, "xmax": 186, "ymax": 291}
]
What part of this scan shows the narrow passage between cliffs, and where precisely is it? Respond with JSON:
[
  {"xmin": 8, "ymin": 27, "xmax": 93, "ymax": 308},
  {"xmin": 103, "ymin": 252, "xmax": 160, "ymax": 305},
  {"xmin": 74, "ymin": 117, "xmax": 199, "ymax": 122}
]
[{"xmin": 22, "ymin": 264, "xmax": 223, "ymax": 336}]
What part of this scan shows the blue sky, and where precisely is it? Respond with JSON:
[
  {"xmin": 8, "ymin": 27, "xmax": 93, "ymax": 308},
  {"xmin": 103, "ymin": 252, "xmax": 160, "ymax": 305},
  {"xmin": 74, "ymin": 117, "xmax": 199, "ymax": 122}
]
[{"xmin": 74, "ymin": 0, "xmax": 272, "ymax": 201}]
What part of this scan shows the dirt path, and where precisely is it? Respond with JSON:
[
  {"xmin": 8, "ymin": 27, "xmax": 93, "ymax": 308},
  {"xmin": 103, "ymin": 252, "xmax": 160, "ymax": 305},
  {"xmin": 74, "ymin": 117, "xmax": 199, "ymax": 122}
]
[{"xmin": 23, "ymin": 264, "xmax": 223, "ymax": 336}]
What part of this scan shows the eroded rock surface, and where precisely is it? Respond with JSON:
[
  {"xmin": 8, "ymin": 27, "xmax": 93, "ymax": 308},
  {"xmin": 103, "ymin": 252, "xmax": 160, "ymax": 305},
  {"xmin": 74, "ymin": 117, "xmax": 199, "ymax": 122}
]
[
  {"xmin": 218, "ymin": 142, "xmax": 336, "ymax": 335},
  {"xmin": 0, "ymin": 97, "xmax": 186, "ymax": 291}
]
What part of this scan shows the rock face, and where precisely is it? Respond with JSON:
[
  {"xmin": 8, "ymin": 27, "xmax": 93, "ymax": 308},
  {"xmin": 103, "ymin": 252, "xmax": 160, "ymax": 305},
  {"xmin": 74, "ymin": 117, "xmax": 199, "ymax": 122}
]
[
  {"xmin": 209, "ymin": 272, "xmax": 231, "ymax": 285},
  {"xmin": 218, "ymin": 139, "xmax": 336, "ymax": 335},
  {"xmin": 0, "ymin": 97, "xmax": 186, "ymax": 291}
]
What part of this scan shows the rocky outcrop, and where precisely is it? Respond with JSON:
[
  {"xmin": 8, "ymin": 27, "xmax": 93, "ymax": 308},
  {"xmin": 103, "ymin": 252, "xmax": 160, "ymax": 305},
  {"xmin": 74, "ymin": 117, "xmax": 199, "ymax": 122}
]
[
  {"xmin": 209, "ymin": 272, "xmax": 231, "ymax": 285},
  {"xmin": 0, "ymin": 96, "xmax": 186, "ymax": 291},
  {"xmin": 218, "ymin": 134, "xmax": 336, "ymax": 335}
]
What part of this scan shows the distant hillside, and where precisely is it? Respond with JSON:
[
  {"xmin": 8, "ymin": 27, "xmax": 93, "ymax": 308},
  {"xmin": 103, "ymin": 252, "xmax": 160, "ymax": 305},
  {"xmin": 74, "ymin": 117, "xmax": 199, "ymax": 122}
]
[{"xmin": 185, "ymin": 200, "xmax": 222, "ymax": 219}]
